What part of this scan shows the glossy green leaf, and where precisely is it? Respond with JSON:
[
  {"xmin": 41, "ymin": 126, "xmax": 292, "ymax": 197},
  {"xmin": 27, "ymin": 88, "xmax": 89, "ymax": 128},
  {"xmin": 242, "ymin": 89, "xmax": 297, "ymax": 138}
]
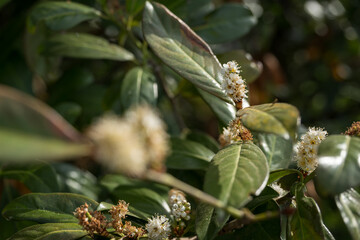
[
  {"xmin": 185, "ymin": 130, "xmax": 220, "ymax": 153},
  {"xmin": 143, "ymin": 1, "xmax": 232, "ymax": 103},
  {"xmin": 8, "ymin": 223, "xmax": 87, "ymax": 240},
  {"xmin": 28, "ymin": 1, "xmax": 101, "ymax": 31},
  {"xmin": 204, "ymin": 142, "xmax": 269, "ymax": 208},
  {"xmin": 255, "ymin": 133, "xmax": 293, "ymax": 171},
  {"xmin": 237, "ymin": 103, "xmax": 300, "ymax": 140},
  {"xmin": 43, "ymin": 33, "xmax": 134, "ymax": 61},
  {"xmin": 290, "ymin": 183, "xmax": 325, "ymax": 240},
  {"xmin": 0, "ymin": 85, "xmax": 91, "ymax": 163},
  {"xmin": 245, "ymin": 186, "xmax": 279, "ymax": 211},
  {"xmin": 218, "ymin": 50, "xmax": 262, "ymax": 83},
  {"xmin": 194, "ymin": 3, "xmax": 256, "ymax": 44},
  {"xmin": 335, "ymin": 188, "xmax": 360, "ymax": 240},
  {"xmin": 0, "ymin": 163, "xmax": 59, "ymax": 193},
  {"xmin": 2, "ymin": 193, "xmax": 99, "ymax": 223},
  {"xmin": 53, "ymin": 163, "xmax": 99, "ymax": 200},
  {"xmin": 120, "ymin": 67, "xmax": 158, "ymax": 109},
  {"xmin": 197, "ymin": 87, "xmax": 236, "ymax": 125},
  {"xmin": 166, "ymin": 138, "xmax": 215, "ymax": 170},
  {"xmin": 316, "ymin": 135, "xmax": 360, "ymax": 195},
  {"xmin": 111, "ymin": 186, "xmax": 170, "ymax": 220},
  {"xmin": 267, "ymin": 169, "xmax": 302, "ymax": 185}
]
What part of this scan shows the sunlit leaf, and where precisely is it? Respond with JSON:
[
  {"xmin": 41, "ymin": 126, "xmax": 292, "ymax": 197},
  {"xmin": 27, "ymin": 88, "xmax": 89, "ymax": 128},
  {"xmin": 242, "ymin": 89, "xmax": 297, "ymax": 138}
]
[{"xmin": 316, "ymin": 135, "xmax": 360, "ymax": 194}]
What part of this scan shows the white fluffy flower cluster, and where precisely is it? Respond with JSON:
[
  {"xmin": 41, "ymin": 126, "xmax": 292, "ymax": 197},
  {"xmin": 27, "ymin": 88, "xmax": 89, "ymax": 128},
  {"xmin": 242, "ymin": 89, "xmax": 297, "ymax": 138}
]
[
  {"xmin": 221, "ymin": 61, "xmax": 248, "ymax": 102},
  {"xmin": 145, "ymin": 215, "xmax": 171, "ymax": 240},
  {"xmin": 169, "ymin": 192, "xmax": 191, "ymax": 222},
  {"xmin": 295, "ymin": 127, "xmax": 327, "ymax": 173},
  {"xmin": 86, "ymin": 105, "xmax": 169, "ymax": 177}
]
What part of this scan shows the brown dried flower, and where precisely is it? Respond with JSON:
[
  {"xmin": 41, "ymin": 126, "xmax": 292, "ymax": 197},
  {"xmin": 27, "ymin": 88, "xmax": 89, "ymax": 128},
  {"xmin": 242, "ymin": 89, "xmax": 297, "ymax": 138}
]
[
  {"xmin": 219, "ymin": 117, "xmax": 253, "ymax": 147},
  {"xmin": 74, "ymin": 203, "xmax": 109, "ymax": 237},
  {"xmin": 344, "ymin": 121, "xmax": 360, "ymax": 137}
]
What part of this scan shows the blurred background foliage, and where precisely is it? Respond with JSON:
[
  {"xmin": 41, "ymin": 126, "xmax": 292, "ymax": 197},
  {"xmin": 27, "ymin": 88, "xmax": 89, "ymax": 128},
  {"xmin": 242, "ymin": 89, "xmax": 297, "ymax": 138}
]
[{"xmin": 0, "ymin": 0, "xmax": 359, "ymax": 239}]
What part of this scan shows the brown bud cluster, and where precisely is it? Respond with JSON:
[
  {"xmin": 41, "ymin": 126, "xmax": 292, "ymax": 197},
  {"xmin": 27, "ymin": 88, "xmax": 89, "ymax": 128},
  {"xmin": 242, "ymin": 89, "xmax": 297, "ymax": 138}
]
[
  {"xmin": 219, "ymin": 117, "xmax": 253, "ymax": 147},
  {"xmin": 74, "ymin": 203, "xmax": 109, "ymax": 237},
  {"xmin": 344, "ymin": 121, "xmax": 360, "ymax": 137}
]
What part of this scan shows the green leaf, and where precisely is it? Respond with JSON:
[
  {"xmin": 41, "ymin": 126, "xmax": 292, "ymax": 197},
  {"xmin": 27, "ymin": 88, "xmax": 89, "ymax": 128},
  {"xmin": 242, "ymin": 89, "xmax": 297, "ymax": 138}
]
[
  {"xmin": 237, "ymin": 103, "xmax": 300, "ymax": 141},
  {"xmin": 28, "ymin": 1, "xmax": 101, "ymax": 31},
  {"xmin": 111, "ymin": 186, "xmax": 170, "ymax": 220},
  {"xmin": 185, "ymin": 130, "xmax": 220, "ymax": 153},
  {"xmin": 218, "ymin": 50, "xmax": 262, "ymax": 84},
  {"xmin": 2, "ymin": 193, "xmax": 99, "ymax": 223},
  {"xmin": 245, "ymin": 186, "xmax": 279, "ymax": 211},
  {"xmin": 267, "ymin": 169, "xmax": 302, "ymax": 185},
  {"xmin": 290, "ymin": 183, "xmax": 325, "ymax": 240},
  {"xmin": 197, "ymin": 87, "xmax": 236, "ymax": 125},
  {"xmin": 0, "ymin": 0, "xmax": 11, "ymax": 10},
  {"xmin": 166, "ymin": 138, "xmax": 215, "ymax": 170},
  {"xmin": 143, "ymin": 1, "xmax": 232, "ymax": 103},
  {"xmin": 0, "ymin": 163, "xmax": 59, "ymax": 193},
  {"xmin": 0, "ymin": 85, "xmax": 91, "ymax": 163},
  {"xmin": 53, "ymin": 163, "xmax": 100, "ymax": 201},
  {"xmin": 120, "ymin": 67, "xmax": 158, "ymax": 109},
  {"xmin": 43, "ymin": 33, "xmax": 134, "ymax": 61},
  {"xmin": 8, "ymin": 223, "xmax": 87, "ymax": 240},
  {"xmin": 335, "ymin": 188, "xmax": 360, "ymax": 240},
  {"xmin": 316, "ymin": 135, "xmax": 360, "ymax": 195},
  {"xmin": 204, "ymin": 142, "xmax": 269, "ymax": 208},
  {"xmin": 126, "ymin": 0, "xmax": 146, "ymax": 16},
  {"xmin": 255, "ymin": 133, "xmax": 293, "ymax": 171},
  {"xmin": 194, "ymin": 3, "xmax": 256, "ymax": 44}
]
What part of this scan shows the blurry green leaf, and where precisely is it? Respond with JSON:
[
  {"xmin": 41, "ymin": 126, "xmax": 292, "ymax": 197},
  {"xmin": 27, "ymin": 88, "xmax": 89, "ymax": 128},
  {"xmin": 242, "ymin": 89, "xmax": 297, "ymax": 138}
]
[
  {"xmin": 7, "ymin": 223, "xmax": 87, "ymax": 240},
  {"xmin": 237, "ymin": 103, "xmax": 300, "ymax": 141},
  {"xmin": 28, "ymin": 1, "xmax": 101, "ymax": 31},
  {"xmin": 126, "ymin": 0, "xmax": 146, "ymax": 16},
  {"xmin": 204, "ymin": 142, "xmax": 269, "ymax": 208},
  {"xmin": 323, "ymin": 223, "xmax": 335, "ymax": 240},
  {"xmin": 143, "ymin": 1, "xmax": 232, "ymax": 103},
  {"xmin": 2, "ymin": 193, "xmax": 98, "ymax": 223},
  {"xmin": 55, "ymin": 102, "xmax": 82, "ymax": 125},
  {"xmin": 111, "ymin": 186, "xmax": 170, "ymax": 220},
  {"xmin": 316, "ymin": 135, "xmax": 360, "ymax": 195},
  {"xmin": 195, "ymin": 3, "xmax": 256, "ymax": 44},
  {"xmin": 197, "ymin": 88, "xmax": 236, "ymax": 125},
  {"xmin": 0, "ymin": 163, "xmax": 59, "ymax": 193},
  {"xmin": 255, "ymin": 133, "xmax": 293, "ymax": 171},
  {"xmin": 218, "ymin": 50, "xmax": 262, "ymax": 83},
  {"xmin": 185, "ymin": 130, "xmax": 220, "ymax": 153},
  {"xmin": 335, "ymin": 188, "xmax": 360, "ymax": 240},
  {"xmin": 166, "ymin": 138, "xmax": 214, "ymax": 170},
  {"xmin": 43, "ymin": 33, "xmax": 134, "ymax": 61},
  {"xmin": 0, "ymin": 85, "xmax": 91, "ymax": 163},
  {"xmin": 290, "ymin": 183, "xmax": 325, "ymax": 240},
  {"xmin": 120, "ymin": 67, "xmax": 158, "ymax": 109},
  {"xmin": 267, "ymin": 169, "xmax": 302, "ymax": 185},
  {"xmin": 0, "ymin": 0, "xmax": 11, "ymax": 9},
  {"xmin": 53, "ymin": 163, "xmax": 99, "ymax": 201}
]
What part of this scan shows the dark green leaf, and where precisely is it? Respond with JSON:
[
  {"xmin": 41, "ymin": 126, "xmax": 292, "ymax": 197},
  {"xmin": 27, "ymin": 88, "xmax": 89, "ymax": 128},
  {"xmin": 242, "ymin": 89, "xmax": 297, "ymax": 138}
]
[
  {"xmin": 335, "ymin": 188, "xmax": 360, "ymax": 240},
  {"xmin": 316, "ymin": 135, "xmax": 360, "ymax": 195},
  {"xmin": 53, "ymin": 163, "xmax": 99, "ymax": 200},
  {"xmin": 43, "ymin": 33, "xmax": 134, "ymax": 61},
  {"xmin": 0, "ymin": 0, "xmax": 12, "ymax": 9},
  {"xmin": 218, "ymin": 50, "xmax": 262, "ymax": 84},
  {"xmin": 120, "ymin": 67, "xmax": 158, "ymax": 109},
  {"xmin": 255, "ymin": 133, "xmax": 293, "ymax": 171},
  {"xmin": 195, "ymin": 3, "xmax": 256, "ymax": 44},
  {"xmin": 204, "ymin": 142, "xmax": 269, "ymax": 208},
  {"xmin": 111, "ymin": 186, "xmax": 170, "ymax": 220},
  {"xmin": 185, "ymin": 130, "xmax": 220, "ymax": 153},
  {"xmin": 0, "ymin": 85, "xmax": 91, "ymax": 163},
  {"xmin": 2, "ymin": 193, "xmax": 99, "ymax": 223},
  {"xmin": 245, "ymin": 186, "xmax": 279, "ymax": 211},
  {"xmin": 237, "ymin": 103, "xmax": 300, "ymax": 141},
  {"xmin": 0, "ymin": 163, "xmax": 59, "ymax": 193},
  {"xmin": 143, "ymin": 1, "xmax": 232, "ymax": 103},
  {"xmin": 267, "ymin": 169, "xmax": 302, "ymax": 185},
  {"xmin": 126, "ymin": 0, "xmax": 146, "ymax": 16},
  {"xmin": 28, "ymin": 1, "xmax": 101, "ymax": 31},
  {"xmin": 290, "ymin": 183, "xmax": 325, "ymax": 240},
  {"xmin": 8, "ymin": 223, "xmax": 87, "ymax": 240},
  {"xmin": 166, "ymin": 138, "xmax": 215, "ymax": 170},
  {"xmin": 197, "ymin": 88, "xmax": 236, "ymax": 125},
  {"xmin": 196, "ymin": 203, "xmax": 228, "ymax": 240}
]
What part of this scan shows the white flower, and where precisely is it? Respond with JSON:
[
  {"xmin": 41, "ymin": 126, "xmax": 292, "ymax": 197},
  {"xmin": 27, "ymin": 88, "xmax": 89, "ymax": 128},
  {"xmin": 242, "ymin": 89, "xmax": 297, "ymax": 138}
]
[
  {"xmin": 221, "ymin": 61, "xmax": 248, "ymax": 102},
  {"xmin": 146, "ymin": 215, "xmax": 171, "ymax": 240},
  {"xmin": 169, "ymin": 191, "xmax": 191, "ymax": 222},
  {"xmin": 295, "ymin": 127, "xmax": 328, "ymax": 173},
  {"xmin": 269, "ymin": 182, "xmax": 287, "ymax": 198}
]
